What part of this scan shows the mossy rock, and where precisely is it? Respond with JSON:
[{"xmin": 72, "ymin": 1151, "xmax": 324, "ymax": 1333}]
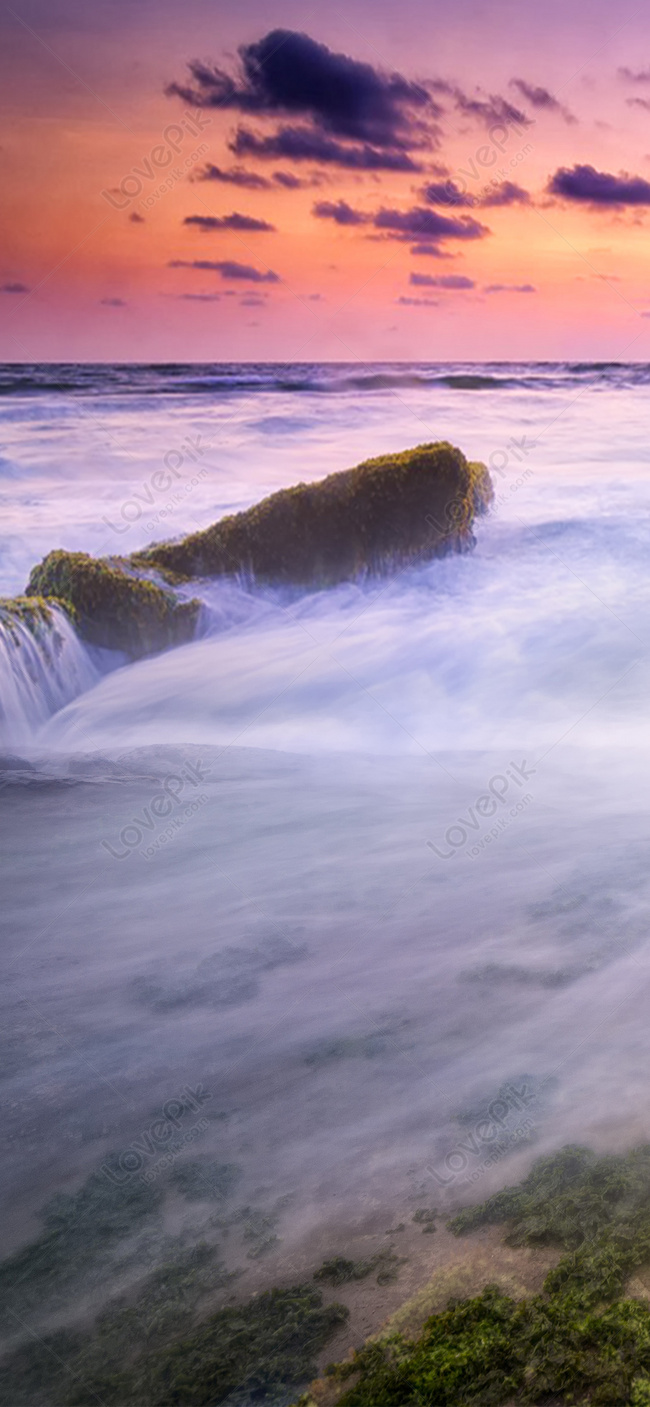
[
  {"xmin": 0, "ymin": 594, "xmax": 75, "ymax": 639},
  {"xmin": 25, "ymin": 551, "xmax": 201, "ymax": 659},
  {"xmin": 134, "ymin": 442, "xmax": 493, "ymax": 587}
]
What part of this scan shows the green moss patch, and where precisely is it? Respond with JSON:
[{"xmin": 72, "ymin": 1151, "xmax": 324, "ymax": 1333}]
[
  {"xmin": 0, "ymin": 1277, "xmax": 348, "ymax": 1407},
  {"xmin": 0, "ymin": 1164, "xmax": 161, "ymax": 1330},
  {"xmin": 314, "ymin": 1249, "xmax": 403, "ymax": 1288},
  {"xmin": 327, "ymin": 1145, "xmax": 650, "ymax": 1407},
  {"xmin": 135, "ymin": 1284, "xmax": 348, "ymax": 1406},
  {"xmin": 25, "ymin": 551, "xmax": 200, "ymax": 659},
  {"xmin": 0, "ymin": 594, "xmax": 75, "ymax": 639},
  {"xmin": 330, "ymin": 1283, "xmax": 650, "ymax": 1407},
  {"xmin": 170, "ymin": 1160, "xmax": 241, "ymax": 1203},
  {"xmin": 413, "ymin": 1209, "xmax": 437, "ymax": 1233},
  {"xmin": 134, "ymin": 442, "xmax": 493, "ymax": 587}
]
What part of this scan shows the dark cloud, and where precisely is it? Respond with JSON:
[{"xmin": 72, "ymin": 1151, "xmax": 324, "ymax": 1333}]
[
  {"xmin": 435, "ymin": 82, "xmax": 531, "ymax": 131},
  {"xmin": 183, "ymin": 213, "xmax": 275, "ymax": 231},
  {"xmin": 192, "ymin": 162, "xmax": 322, "ymax": 190},
  {"xmin": 627, "ymin": 97, "xmax": 650, "ymax": 112},
  {"xmin": 311, "ymin": 199, "xmax": 488, "ymax": 249},
  {"xmin": 548, "ymin": 164, "xmax": 650, "ymax": 205},
  {"xmin": 421, "ymin": 178, "xmax": 530, "ymax": 208},
  {"xmin": 129, "ymin": 212, "xmax": 145, "ymax": 223},
  {"xmin": 373, "ymin": 205, "xmax": 489, "ymax": 241},
  {"xmin": 619, "ymin": 66, "xmax": 650, "ymax": 83},
  {"xmin": 100, "ymin": 297, "xmax": 127, "ymax": 306},
  {"xmin": 273, "ymin": 169, "xmax": 302, "ymax": 188},
  {"xmin": 397, "ymin": 296, "xmax": 439, "ymax": 305},
  {"xmin": 410, "ymin": 272, "xmax": 475, "ymax": 288},
  {"xmin": 409, "ymin": 243, "xmax": 454, "ymax": 257},
  {"xmin": 240, "ymin": 295, "xmax": 267, "ymax": 306},
  {"xmin": 168, "ymin": 259, "xmax": 279, "ymax": 282},
  {"xmin": 421, "ymin": 179, "xmax": 475, "ymax": 207},
  {"xmin": 480, "ymin": 180, "xmax": 531, "ymax": 206},
  {"xmin": 1, "ymin": 281, "xmax": 29, "ymax": 293},
  {"xmin": 193, "ymin": 163, "xmax": 271, "ymax": 188},
  {"xmin": 231, "ymin": 124, "xmax": 422, "ymax": 171},
  {"xmin": 484, "ymin": 283, "xmax": 536, "ymax": 293},
  {"xmin": 273, "ymin": 169, "xmax": 324, "ymax": 188},
  {"xmin": 510, "ymin": 79, "xmax": 576, "ymax": 124},
  {"xmin": 176, "ymin": 293, "xmax": 222, "ymax": 301},
  {"xmin": 312, "ymin": 199, "xmax": 369, "ymax": 225},
  {"xmin": 167, "ymin": 28, "xmax": 435, "ymax": 147}
]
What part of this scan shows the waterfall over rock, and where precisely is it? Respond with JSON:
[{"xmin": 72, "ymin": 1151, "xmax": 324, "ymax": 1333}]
[{"xmin": 0, "ymin": 601, "xmax": 99, "ymax": 746}]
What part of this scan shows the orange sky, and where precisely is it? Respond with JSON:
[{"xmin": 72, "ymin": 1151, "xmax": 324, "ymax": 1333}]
[{"xmin": 3, "ymin": 0, "xmax": 650, "ymax": 360}]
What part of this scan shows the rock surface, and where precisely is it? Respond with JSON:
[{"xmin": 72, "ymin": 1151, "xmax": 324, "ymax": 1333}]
[{"xmin": 134, "ymin": 441, "xmax": 493, "ymax": 586}]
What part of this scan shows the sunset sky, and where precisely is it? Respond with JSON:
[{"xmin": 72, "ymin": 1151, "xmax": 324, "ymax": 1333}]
[{"xmin": 3, "ymin": 0, "xmax": 650, "ymax": 361}]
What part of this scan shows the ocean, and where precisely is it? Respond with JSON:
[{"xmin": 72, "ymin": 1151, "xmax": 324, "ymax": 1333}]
[{"xmin": 2, "ymin": 362, "xmax": 650, "ymax": 1355}]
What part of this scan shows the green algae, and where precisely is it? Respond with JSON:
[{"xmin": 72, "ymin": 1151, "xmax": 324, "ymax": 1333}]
[
  {"xmin": 326, "ymin": 1145, "xmax": 650, "ymax": 1407},
  {"xmin": 314, "ymin": 1249, "xmax": 404, "ymax": 1288},
  {"xmin": 134, "ymin": 442, "xmax": 493, "ymax": 587},
  {"xmin": 330, "ymin": 1284, "xmax": 650, "ymax": 1407},
  {"xmin": 0, "ymin": 1164, "xmax": 161, "ymax": 1330},
  {"xmin": 413, "ymin": 1209, "xmax": 437, "ymax": 1233},
  {"xmin": 0, "ymin": 1279, "xmax": 348, "ymax": 1407},
  {"xmin": 25, "ymin": 551, "xmax": 200, "ymax": 659},
  {"xmin": 170, "ymin": 1160, "xmax": 241, "ymax": 1203},
  {"xmin": 134, "ymin": 1285, "xmax": 348, "ymax": 1406},
  {"xmin": 0, "ymin": 1243, "xmax": 235, "ymax": 1406}
]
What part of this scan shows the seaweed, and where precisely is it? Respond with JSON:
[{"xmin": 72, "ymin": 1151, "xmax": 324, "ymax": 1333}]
[
  {"xmin": 0, "ymin": 1165, "xmax": 161, "ymax": 1328},
  {"xmin": 170, "ymin": 1160, "xmax": 241, "ymax": 1203},
  {"xmin": 413, "ymin": 1209, "xmax": 437, "ymax": 1233},
  {"xmin": 331, "ymin": 1284, "xmax": 650, "ymax": 1407},
  {"xmin": 314, "ymin": 1249, "xmax": 403, "ymax": 1287},
  {"xmin": 25, "ymin": 550, "xmax": 200, "ymax": 659},
  {"xmin": 135, "ymin": 1284, "xmax": 349, "ymax": 1406},
  {"xmin": 447, "ymin": 1143, "xmax": 650, "ymax": 1249},
  {"xmin": 327, "ymin": 1145, "xmax": 650, "ymax": 1407},
  {"xmin": 0, "ymin": 1244, "xmax": 235, "ymax": 1406}
]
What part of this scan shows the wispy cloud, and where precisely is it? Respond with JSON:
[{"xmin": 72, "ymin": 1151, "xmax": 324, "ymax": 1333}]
[
  {"xmin": 168, "ymin": 259, "xmax": 280, "ymax": 282},
  {"xmin": 510, "ymin": 78, "xmax": 576, "ymax": 124},
  {"xmin": 182, "ymin": 213, "xmax": 275, "ymax": 232}
]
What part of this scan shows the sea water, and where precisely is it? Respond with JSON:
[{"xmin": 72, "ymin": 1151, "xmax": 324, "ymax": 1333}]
[{"xmin": 2, "ymin": 362, "xmax": 650, "ymax": 1343}]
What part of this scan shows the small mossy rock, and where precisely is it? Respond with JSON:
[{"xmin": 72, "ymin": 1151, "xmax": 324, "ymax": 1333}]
[
  {"xmin": 134, "ymin": 442, "xmax": 493, "ymax": 587},
  {"xmin": 0, "ymin": 594, "xmax": 75, "ymax": 638},
  {"xmin": 25, "ymin": 551, "xmax": 201, "ymax": 659}
]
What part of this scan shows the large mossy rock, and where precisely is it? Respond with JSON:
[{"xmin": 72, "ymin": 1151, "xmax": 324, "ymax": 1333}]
[
  {"xmin": 25, "ymin": 551, "xmax": 200, "ymax": 659},
  {"xmin": 134, "ymin": 441, "xmax": 493, "ymax": 586}
]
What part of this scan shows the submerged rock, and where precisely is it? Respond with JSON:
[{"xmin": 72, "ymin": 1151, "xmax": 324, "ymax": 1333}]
[
  {"xmin": 135, "ymin": 441, "xmax": 493, "ymax": 586},
  {"xmin": 25, "ymin": 551, "xmax": 201, "ymax": 660},
  {"xmin": 20, "ymin": 444, "xmax": 491, "ymax": 661}
]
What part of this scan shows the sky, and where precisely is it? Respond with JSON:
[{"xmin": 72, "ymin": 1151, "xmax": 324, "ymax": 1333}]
[{"xmin": 3, "ymin": 0, "xmax": 650, "ymax": 360}]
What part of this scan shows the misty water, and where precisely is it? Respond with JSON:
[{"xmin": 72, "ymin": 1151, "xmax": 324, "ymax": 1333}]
[{"xmin": 2, "ymin": 362, "xmax": 650, "ymax": 1353}]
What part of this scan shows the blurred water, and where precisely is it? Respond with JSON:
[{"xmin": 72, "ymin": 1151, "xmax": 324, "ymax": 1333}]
[{"xmin": 2, "ymin": 364, "xmax": 650, "ymax": 1352}]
